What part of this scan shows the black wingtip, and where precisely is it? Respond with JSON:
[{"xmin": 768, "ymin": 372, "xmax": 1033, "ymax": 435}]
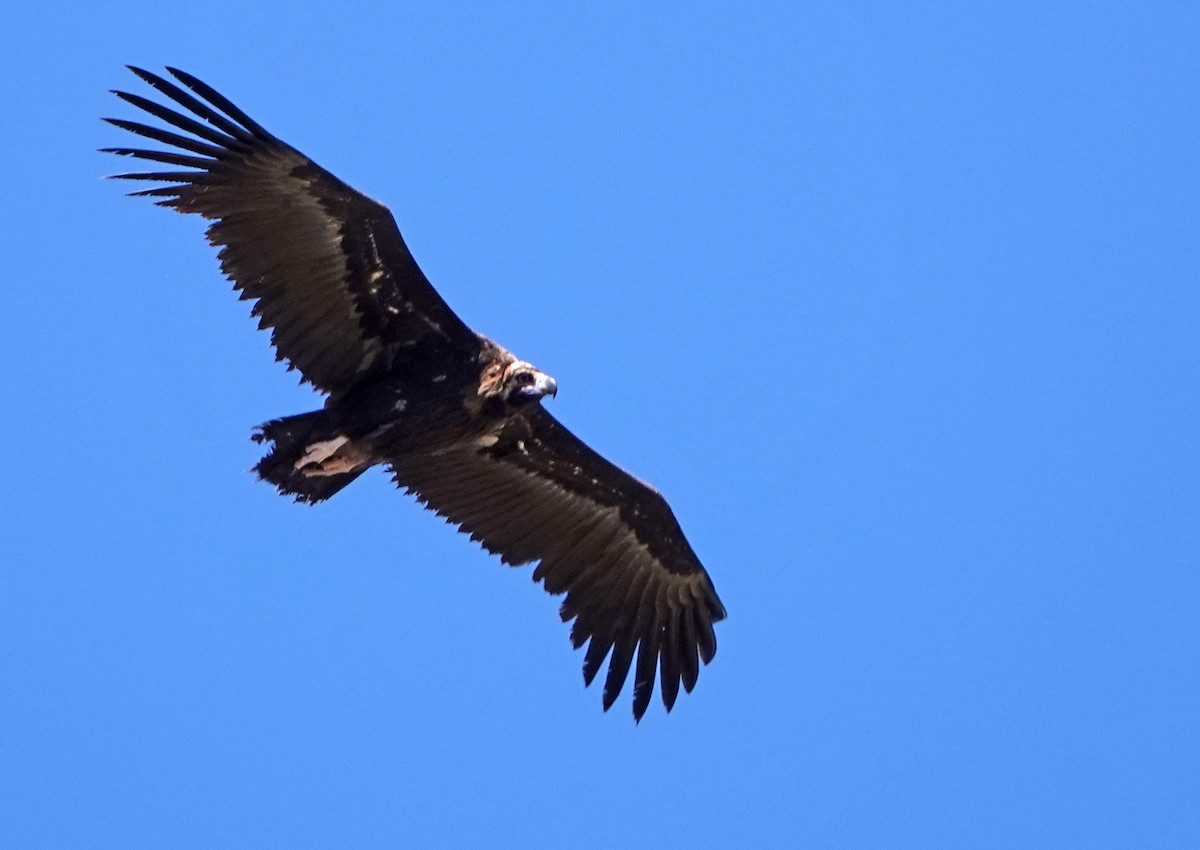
[
  {"xmin": 582, "ymin": 636, "xmax": 612, "ymax": 687},
  {"xmin": 602, "ymin": 643, "xmax": 635, "ymax": 714},
  {"xmin": 163, "ymin": 66, "xmax": 274, "ymax": 140},
  {"xmin": 662, "ymin": 686, "xmax": 679, "ymax": 713},
  {"xmin": 602, "ymin": 689, "xmax": 618, "ymax": 713},
  {"xmin": 126, "ymin": 65, "xmax": 157, "ymax": 85}
]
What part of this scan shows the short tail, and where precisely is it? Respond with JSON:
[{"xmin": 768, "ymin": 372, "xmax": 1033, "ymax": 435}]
[{"xmin": 252, "ymin": 410, "xmax": 372, "ymax": 503}]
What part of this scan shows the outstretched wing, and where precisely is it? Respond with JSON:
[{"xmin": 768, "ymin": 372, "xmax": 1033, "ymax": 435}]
[
  {"xmin": 390, "ymin": 407, "xmax": 726, "ymax": 721},
  {"xmin": 103, "ymin": 66, "xmax": 479, "ymax": 394}
]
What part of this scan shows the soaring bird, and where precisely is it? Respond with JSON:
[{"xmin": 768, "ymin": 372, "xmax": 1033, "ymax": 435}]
[{"xmin": 103, "ymin": 67, "xmax": 725, "ymax": 720}]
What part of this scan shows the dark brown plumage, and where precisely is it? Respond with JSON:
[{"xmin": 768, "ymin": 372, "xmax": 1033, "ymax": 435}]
[{"xmin": 104, "ymin": 66, "xmax": 725, "ymax": 720}]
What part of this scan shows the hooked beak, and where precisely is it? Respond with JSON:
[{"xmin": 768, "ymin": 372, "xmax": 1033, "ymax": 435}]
[{"xmin": 535, "ymin": 373, "xmax": 558, "ymax": 399}]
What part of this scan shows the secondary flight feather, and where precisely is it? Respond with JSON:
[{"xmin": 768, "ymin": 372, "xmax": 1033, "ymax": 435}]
[{"xmin": 103, "ymin": 66, "xmax": 725, "ymax": 720}]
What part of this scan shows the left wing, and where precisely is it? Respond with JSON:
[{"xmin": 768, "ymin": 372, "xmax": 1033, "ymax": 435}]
[
  {"xmin": 390, "ymin": 407, "xmax": 725, "ymax": 721},
  {"xmin": 103, "ymin": 67, "xmax": 480, "ymax": 394}
]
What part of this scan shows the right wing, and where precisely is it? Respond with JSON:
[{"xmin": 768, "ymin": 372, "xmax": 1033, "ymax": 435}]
[{"xmin": 391, "ymin": 407, "xmax": 726, "ymax": 721}]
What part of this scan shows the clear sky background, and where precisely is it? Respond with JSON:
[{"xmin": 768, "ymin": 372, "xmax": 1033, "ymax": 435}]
[{"xmin": 2, "ymin": 2, "xmax": 1197, "ymax": 847}]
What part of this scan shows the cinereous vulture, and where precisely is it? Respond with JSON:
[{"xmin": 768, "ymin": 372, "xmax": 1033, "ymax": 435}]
[{"xmin": 104, "ymin": 67, "xmax": 725, "ymax": 720}]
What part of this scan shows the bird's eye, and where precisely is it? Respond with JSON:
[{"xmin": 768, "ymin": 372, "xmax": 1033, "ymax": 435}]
[{"xmin": 515, "ymin": 372, "xmax": 535, "ymax": 386}]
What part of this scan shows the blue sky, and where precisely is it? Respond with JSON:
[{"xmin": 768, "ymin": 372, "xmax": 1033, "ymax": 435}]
[{"xmin": 2, "ymin": 2, "xmax": 1197, "ymax": 847}]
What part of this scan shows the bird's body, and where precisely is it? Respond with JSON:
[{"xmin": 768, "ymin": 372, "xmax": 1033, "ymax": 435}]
[
  {"xmin": 104, "ymin": 67, "xmax": 724, "ymax": 720},
  {"xmin": 251, "ymin": 337, "xmax": 540, "ymax": 503}
]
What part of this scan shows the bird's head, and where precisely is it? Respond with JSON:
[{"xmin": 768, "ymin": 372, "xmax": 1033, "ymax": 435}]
[{"xmin": 502, "ymin": 360, "xmax": 558, "ymax": 406}]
